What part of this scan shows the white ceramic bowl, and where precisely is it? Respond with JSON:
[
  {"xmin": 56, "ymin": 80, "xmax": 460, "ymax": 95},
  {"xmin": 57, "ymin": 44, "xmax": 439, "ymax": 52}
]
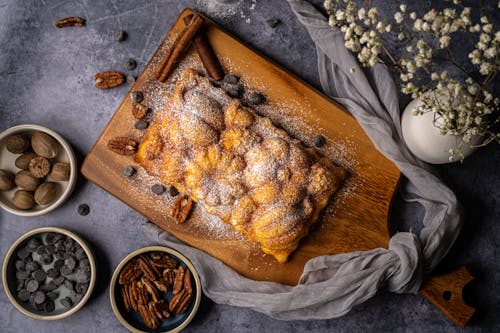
[
  {"xmin": 110, "ymin": 246, "xmax": 202, "ymax": 333},
  {"xmin": 2, "ymin": 227, "xmax": 97, "ymax": 320},
  {"xmin": 0, "ymin": 124, "xmax": 77, "ymax": 216}
]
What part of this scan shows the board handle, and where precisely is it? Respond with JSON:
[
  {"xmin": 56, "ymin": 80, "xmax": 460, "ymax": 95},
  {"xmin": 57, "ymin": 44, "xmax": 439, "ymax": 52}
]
[{"xmin": 419, "ymin": 265, "xmax": 476, "ymax": 328}]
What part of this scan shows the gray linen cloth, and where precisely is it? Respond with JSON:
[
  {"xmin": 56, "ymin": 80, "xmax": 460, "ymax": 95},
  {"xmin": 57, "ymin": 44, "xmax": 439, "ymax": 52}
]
[{"xmin": 142, "ymin": 0, "xmax": 463, "ymax": 320}]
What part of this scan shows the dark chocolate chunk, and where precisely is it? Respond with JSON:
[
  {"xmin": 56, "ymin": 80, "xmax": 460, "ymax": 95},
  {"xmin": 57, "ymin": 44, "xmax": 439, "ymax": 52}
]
[
  {"xmin": 60, "ymin": 265, "xmax": 73, "ymax": 276},
  {"xmin": 75, "ymin": 248, "xmax": 86, "ymax": 261},
  {"xmin": 130, "ymin": 91, "xmax": 143, "ymax": 103},
  {"xmin": 223, "ymin": 83, "xmax": 243, "ymax": 98},
  {"xmin": 223, "ymin": 73, "xmax": 239, "ymax": 84},
  {"xmin": 79, "ymin": 258, "xmax": 90, "ymax": 269},
  {"xmin": 33, "ymin": 290, "xmax": 46, "ymax": 305},
  {"xmin": 36, "ymin": 245, "xmax": 47, "ymax": 256},
  {"xmin": 23, "ymin": 255, "xmax": 33, "ymax": 263},
  {"xmin": 54, "ymin": 259, "xmax": 65, "ymax": 270},
  {"xmin": 122, "ymin": 165, "xmax": 136, "ymax": 177},
  {"xmin": 44, "ymin": 300, "xmax": 55, "ymax": 313},
  {"xmin": 26, "ymin": 278, "xmax": 39, "ymax": 292},
  {"xmin": 16, "ymin": 270, "xmax": 30, "ymax": 280},
  {"xmin": 32, "ymin": 269, "xmax": 47, "ymax": 282},
  {"xmin": 125, "ymin": 58, "xmax": 137, "ymax": 71},
  {"xmin": 76, "ymin": 282, "xmax": 88, "ymax": 294},
  {"xmin": 47, "ymin": 291, "xmax": 59, "ymax": 300},
  {"xmin": 15, "ymin": 260, "xmax": 25, "ymax": 271},
  {"xmin": 26, "ymin": 237, "xmax": 41, "ymax": 250},
  {"xmin": 52, "ymin": 276, "xmax": 65, "ymax": 286},
  {"xmin": 55, "ymin": 239, "xmax": 65, "ymax": 250},
  {"xmin": 25, "ymin": 260, "xmax": 40, "ymax": 272},
  {"xmin": 266, "ymin": 18, "xmax": 281, "ymax": 29},
  {"xmin": 76, "ymin": 268, "xmax": 91, "ymax": 283},
  {"xmin": 247, "ymin": 91, "xmax": 265, "ymax": 105},
  {"xmin": 16, "ymin": 279, "xmax": 25, "ymax": 291},
  {"xmin": 313, "ymin": 135, "xmax": 326, "ymax": 148},
  {"xmin": 74, "ymin": 293, "xmax": 84, "ymax": 304},
  {"xmin": 40, "ymin": 281, "xmax": 58, "ymax": 292},
  {"xmin": 134, "ymin": 119, "xmax": 149, "ymax": 130},
  {"xmin": 63, "ymin": 251, "xmax": 73, "ymax": 260},
  {"xmin": 35, "ymin": 302, "xmax": 44, "ymax": 311},
  {"xmin": 77, "ymin": 204, "xmax": 90, "ymax": 216},
  {"xmin": 66, "ymin": 256, "xmax": 77, "ymax": 270},
  {"xmin": 18, "ymin": 289, "xmax": 30, "ymax": 302},
  {"xmin": 46, "ymin": 244, "xmax": 56, "ymax": 254},
  {"xmin": 45, "ymin": 233, "xmax": 57, "ymax": 244},
  {"xmin": 115, "ymin": 30, "xmax": 127, "ymax": 42},
  {"xmin": 63, "ymin": 237, "xmax": 75, "ymax": 251},
  {"xmin": 47, "ymin": 268, "xmax": 60, "ymax": 279},
  {"xmin": 40, "ymin": 254, "xmax": 53, "ymax": 265},
  {"xmin": 169, "ymin": 185, "xmax": 179, "ymax": 197},
  {"xmin": 60, "ymin": 297, "xmax": 73, "ymax": 308},
  {"xmin": 151, "ymin": 184, "xmax": 165, "ymax": 195},
  {"xmin": 17, "ymin": 247, "xmax": 31, "ymax": 259},
  {"xmin": 64, "ymin": 279, "xmax": 75, "ymax": 291}
]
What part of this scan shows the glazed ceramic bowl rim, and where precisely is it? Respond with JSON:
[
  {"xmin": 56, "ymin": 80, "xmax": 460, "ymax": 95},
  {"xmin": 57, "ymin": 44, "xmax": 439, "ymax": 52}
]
[
  {"xmin": 0, "ymin": 124, "xmax": 77, "ymax": 216},
  {"xmin": 2, "ymin": 226, "xmax": 97, "ymax": 320},
  {"xmin": 110, "ymin": 246, "xmax": 202, "ymax": 333}
]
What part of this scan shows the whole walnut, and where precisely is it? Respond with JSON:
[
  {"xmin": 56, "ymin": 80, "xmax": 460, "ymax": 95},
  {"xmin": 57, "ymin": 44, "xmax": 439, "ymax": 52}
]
[
  {"xmin": 0, "ymin": 169, "xmax": 15, "ymax": 191},
  {"xmin": 12, "ymin": 190, "xmax": 35, "ymax": 210},
  {"xmin": 15, "ymin": 170, "xmax": 41, "ymax": 191},
  {"xmin": 5, "ymin": 134, "xmax": 31, "ymax": 154}
]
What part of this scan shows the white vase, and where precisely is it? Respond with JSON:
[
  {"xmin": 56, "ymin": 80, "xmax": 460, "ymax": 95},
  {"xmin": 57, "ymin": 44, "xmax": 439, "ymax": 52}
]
[{"xmin": 401, "ymin": 98, "xmax": 481, "ymax": 164}]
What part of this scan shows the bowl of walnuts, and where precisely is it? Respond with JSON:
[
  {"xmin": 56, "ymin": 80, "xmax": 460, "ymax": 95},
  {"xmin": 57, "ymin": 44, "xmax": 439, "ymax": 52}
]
[{"xmin": 0, "ymin": 124, "xmax": 77, "ymax": 216}]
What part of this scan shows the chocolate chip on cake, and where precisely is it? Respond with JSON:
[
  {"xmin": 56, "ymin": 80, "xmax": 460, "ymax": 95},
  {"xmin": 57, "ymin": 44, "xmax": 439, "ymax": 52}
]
[
  {"xmin": 122, "ymin": 165, "xmax": 136, "ymax": 177},
  {"xmin": 247, "ymin": 91, "xmax": 265, "ymax": 105},
  {"xmin": 169, "ymin": 186, "xmax": 179, "ymax": 197},
  {"xmin": 134, "ymin": 120, "xmax": 149, "ymax": 130},
  {"xmin": 130, "ymin": 91, "xmax": 143, "ymax": 103},
  {"xmin": 313, "ymin": 135, "xmax": 326, "ymax": 148},
  {"xmin": 223, "ymin": 73, "xmax": 239, "ymax": 84},
  {"xmin": 151, "ymin": 184, "xmax": 165, "ymax": 195}
]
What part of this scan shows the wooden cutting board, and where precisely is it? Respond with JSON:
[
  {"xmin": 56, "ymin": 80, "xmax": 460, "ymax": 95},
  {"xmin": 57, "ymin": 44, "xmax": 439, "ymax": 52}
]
[{"xmin": 82, "ymin": 9, "xmax": 474, "ymax": 327}]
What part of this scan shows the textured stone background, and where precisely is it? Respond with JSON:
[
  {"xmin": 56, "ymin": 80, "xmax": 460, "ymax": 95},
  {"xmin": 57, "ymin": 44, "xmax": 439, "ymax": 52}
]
[{"xmin": 1, "ymin": 0, "xmax": 499, "ymax": 332}]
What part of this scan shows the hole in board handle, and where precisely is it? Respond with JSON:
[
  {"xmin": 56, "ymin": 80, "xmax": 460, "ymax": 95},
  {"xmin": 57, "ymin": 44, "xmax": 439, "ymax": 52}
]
[{"xmin": 442, "ymin": 290, "xmax": 452, "ymax": 300}]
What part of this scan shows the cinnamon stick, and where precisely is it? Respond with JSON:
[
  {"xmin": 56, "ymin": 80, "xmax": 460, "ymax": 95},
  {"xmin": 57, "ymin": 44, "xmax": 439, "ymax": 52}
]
[
  {"xmin": 156, "ymin": 14, "xmax": 205, "ymax": 82},
  {"xmin": 183, "ymin": 16, "xmax": 224, "ymax": 81}
]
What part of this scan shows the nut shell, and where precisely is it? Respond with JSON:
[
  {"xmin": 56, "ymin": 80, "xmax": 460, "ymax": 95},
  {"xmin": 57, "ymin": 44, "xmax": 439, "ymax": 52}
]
[
  {"xmin": 29, "ymin": 156, "xmax": 51, "ymax": 178},
  {"xmin": 0, "ymin": 169, "xmax": 15, "ymax": 191},
  {"xmin": 5, "ymin": 134, "xmax": 31, "ymax": 154},
  {"xmin": 15, "ymin": 170, "xmax": 41, "ymax": 191},
  {"xmin": 34, "ymin": 182, "xmax": 58, "ymax": 206},
  {"xmin": 50, "ymin": 162, "xmax": 70, "ymax": 181},
  {"xmin": 12, "ymin": 190, "xmax": 35, "ymax": 210},
  {"xmin": 31, "ymin": 132, "xmax": 59, "ymax": 158},
  {"xmin": 15, "ymin": 152, "xmax": 37, "ymax": 170}
]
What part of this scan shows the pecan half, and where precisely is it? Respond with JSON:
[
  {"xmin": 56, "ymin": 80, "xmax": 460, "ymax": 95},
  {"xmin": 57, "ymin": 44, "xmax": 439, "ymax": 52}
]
[
  {"xmin": 94, "ymin": 71, "xmax": 125, "ymax": 89},
  {"xmin": 119, "ymin": 259, "xmax": 141, "ymax": 284},
  {"xmin": 171, "ymin": 195, "xmax": 194, "ymax": 223},
  {"xmin": 149, "ymin": 252, "xmax": 178, "ymax": 270},
  {"xmin": 137, "ymin": 256, "xmax": 159, "ymax": 281},
  {"xmin": 121, "ymin": 285, "xmax": 131, "ymax": 311},
  {"xmin": 163, "ymin": 269, "xmax": 175, "ymax": 289},
  {"xmin": 184, "ymin": 268, "xmax": 193, "ymax": 295},
  {"xmin": 150, "ymin": 300, "xmax": 170, "ymax": 320},
  {"xmin": 141, "ymin": 277, "xmax": 160, "ymax": 303},
  {"xmin": 132, "ymin": 103, "xmax": 149, "ymax": 119},
  {"xmin": 128, "ymin": 283, "xmax": 139, "ymax": 312},
  {"xmin": 175, "ymin": 292, "xmax": 193, "ymax": 314},
  {"xmin": 138, "ymin": 303, "xmax": 158, "ymax": 329},
  {"xmin": 172, "ymin": 266, "xmax": 184, "ymax": 295},
  {"xmin": 168, "ymin": 288, "xmax": 187, "ymax": 312},
  {"xmin": 108, "ymin": 137, "xmax": 137, "ymax": 155},
  {"xmin": 55, "ymin": 17, "xmax": 85, "ymax": 28},
  {"xmin": 153, "ymin": 279, "xmax": 168, "ymax": 292}
]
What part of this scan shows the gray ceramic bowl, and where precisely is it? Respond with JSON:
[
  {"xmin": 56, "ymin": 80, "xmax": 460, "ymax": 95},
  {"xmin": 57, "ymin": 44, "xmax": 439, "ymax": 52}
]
[
  {"xmin": 110, "ymin": 246, "xmax": 202, "ymax": 333},
  {"xmin": 2, "ymin": 227, "xmax": 96, "ymax": 320},
  {"xmin": 0, "ymin": 124, "xmax": 77, "ymax": 216}
]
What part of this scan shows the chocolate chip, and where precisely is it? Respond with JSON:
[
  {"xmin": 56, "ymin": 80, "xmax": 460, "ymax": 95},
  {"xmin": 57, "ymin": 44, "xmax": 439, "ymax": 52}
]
[
  {"xmin": 16, "ymin": 270, "xmax": 30, "ymax": 280},
  {"xmin": 79, "ymin": 258, "xmax": 90, "ymax": 269},
  {"xmin": 266, "ymin": 18, "xmax": 281, "ymax": 29},
  {"xmin": 63, "ymin": 251, "xmax": 73, "ymax": 259},
  {"xmin": 26, "ymin": 279, "xmax": 39, "ymax": 293},
  {"xmin": 66, "ymin": 256, "xmax": 77, "ymax": 270},
  {"xmin": 247, "ymin": 92, "xmax": 265, "ymax": 105},
  {"xmin": 151, "ymin": 184, "xmax": 165, "ymax": 195},
  {"xmin": 26, "ymin": 237, "xmax": 41, "ymax": 250},
  {"xmin": 74, "ymin": 293, "xmax": 84, "ymax": 304},
  {"xmin": 45, "ymin": 233, "xmax": 57, "ymax": 244},
  {"xmin": 126, "ymin": 74, "xmax": 136, "ymax": 85},
  {"xmin": 75, "ymin": 248, "xmax": 86, "ymax": 261},
  {"xmin": 44, "ymin": 300, "xmax": 55, "ymax": 312},
  {"xmin": 32, "ymin": 269, "xmax": 46, "ymax": 282},
  {"xmin": 54, "ymin": 259, "xmax": 65, "ymax": 270},
  {"xmin": 52, "ymin": 276, "xmax": 65, "ymax": 286},
  {"xmin": 16, "ymin": 279, "xmax": 25, "ymax": 291},
  {"xmin": 33, "ymin": 290, "xmax": 46, "ymax": 304},
  {"xmin": 222, "ymin": 83, "xmax": 243, "ymax": 98},
  {"xmin": 76, "ymin": 268, "xmax": 91, "ymax": 283},
  {"xmin": 17, "ymin": 247, "xmax": 31, "ymax": 259},
  {"xmin": 46, "ymin": 244, "xmax": 56, "ymax": 254},
  {"xmin": 15, "ymin": 260, "xmax": 25, "ymax": 271},
  {"xmin": 134, "ymin": 119, "xmax": 149, "ymax": 130},
  {"xmin": 76, "ymin": 282, "xmax": 88, "ymax": 294},
  {"xmin": 169, "ymin": 186, "xmax": 179, "ymax": 197},
  {"xmin": 60, "ymin": 297, "xmax": 73, "ymax": 308},
  {"xmin": 40, "ymin": 281, "xmax": 58, "ymax": 292},
  {"xmin": 125, "ymin": 58, "xmax": 137, "ymax": 71},
  {"xmin": 60, "ymin": 265, "xmax": 73, "ymax": 276},
  {"xmin": 130, "ymin": 91, "xmax": 143, "ymax": 103},
  {"xmin": 36, "ymin": 245, "xmax": 46, "ymax": 256},
  {"xmin": 24, "ymin": 255, "xmax": 33, "ymax": 263},
  {"xmin": 55, "ymin": 239, "xmax": 65, "ymax": 250},
  {"xmin": 64, "ymin": 279, "xmax": 75, "ymax": 291},
  {"xmin": 313, "ymin": 135, "xmax": 326, "ymax": 148},
  {"xmin": 115, "ymin": 30, "xmax": 127, "ymax": 42},
  {"xmin": 77, "ymin": 204, "xmax": 90, "ymax": 216},
  {"xmin": 40, "ymin": 254, "xmax": 53, "ymax": 265},
  {"xmin": 25, "ymin": 261, "xmax": 40, "ymax": 272},
  {"xmin": 18, "ymin": 289, "xmax": 30, "ymax": 302},
  {"xmin": 47, "ymin": 291, "xmax": 58, "ymax": 300},
  {"xmin": 47, "ymin": 268, "xmax": 60, "ymax": 279},
  {"xmin": 63, "ymin": 238, "xmax": 75, "ymax": 251},
  {"xmin": 122, "ymin": 166, "xmax": 136, "ymax": 178},
  {"xmin": 223, "ymin": 73, "xmax": 239, "ymax": 84}
]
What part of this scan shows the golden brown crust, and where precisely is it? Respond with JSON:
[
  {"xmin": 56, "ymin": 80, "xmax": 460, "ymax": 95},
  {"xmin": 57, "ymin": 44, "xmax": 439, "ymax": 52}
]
[{"xmin": 136, "ymin": 68, "xmax": 347, "ymax": 263}]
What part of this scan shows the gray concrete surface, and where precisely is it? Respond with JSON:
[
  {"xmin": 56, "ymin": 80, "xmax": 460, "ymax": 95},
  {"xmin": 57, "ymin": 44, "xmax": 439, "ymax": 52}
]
[{"xmin": 1, "ymin": 0, "xmax": 499, "ymax": 332}]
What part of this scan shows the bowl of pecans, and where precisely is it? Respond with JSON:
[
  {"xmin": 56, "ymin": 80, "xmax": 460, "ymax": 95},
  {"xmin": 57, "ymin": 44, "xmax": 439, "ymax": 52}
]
[
  {"xmin": 2, "ymin": 227, "xmax": 96, "ymax": 320},
  {"xmin": 0, "ymin": 124, "xmax": 77, "ymax": 216},
  {"xmin": 110, "ymin": 246, "xmax": 202, "ymax": 333}
]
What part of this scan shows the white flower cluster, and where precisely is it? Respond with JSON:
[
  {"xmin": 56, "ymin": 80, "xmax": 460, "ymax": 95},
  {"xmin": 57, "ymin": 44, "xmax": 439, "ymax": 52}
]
[{"xmin": 324, "ymin": 0, "xmax": 500, "ymax": 159}]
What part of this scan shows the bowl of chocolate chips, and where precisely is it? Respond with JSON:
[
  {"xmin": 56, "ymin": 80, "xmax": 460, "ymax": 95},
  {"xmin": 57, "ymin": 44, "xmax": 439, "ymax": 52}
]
[{"xmin": 2, "ymin": 227, "xmax": 96, "ymax": 320}]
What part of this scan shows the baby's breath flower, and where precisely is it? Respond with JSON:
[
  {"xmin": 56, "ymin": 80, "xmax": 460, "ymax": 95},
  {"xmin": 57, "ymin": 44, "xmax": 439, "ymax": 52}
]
[
  {"xmin": 399, "ymin": 4, "xmax": 406, "ymax": 12},
  {"xmin": 410, "ymin": 12, "xmax": 417, "ymax": 20},
  {"xmin": 398, "ymin": 32, "xmax": 405, "ymax": 40},
  {"xmin": 431, "ymin": 72, "xmax": 439, "ymax": 80},
  {"xmin": 358, "ymin": 8, "xmax": 366, "ymax": 20},
  {"xmin": 394, "ymin": 12, "xmax": 404, "ymax": 23},
  {"xmin": 484, "ymin": 47, "xmax": 497, "ymax": 59},
  {"xmin": 439, "ymin": 35, "xmax": 451, "ymax": 48}
]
